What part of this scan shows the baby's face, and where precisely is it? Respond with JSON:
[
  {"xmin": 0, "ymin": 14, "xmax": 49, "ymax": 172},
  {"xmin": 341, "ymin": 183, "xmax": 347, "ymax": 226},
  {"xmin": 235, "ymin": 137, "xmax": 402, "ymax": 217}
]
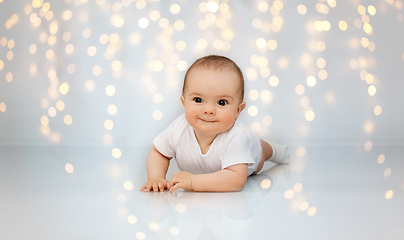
[{"xmin": 181, "ymin": 67, "xmax": 246, "ymax": 137}]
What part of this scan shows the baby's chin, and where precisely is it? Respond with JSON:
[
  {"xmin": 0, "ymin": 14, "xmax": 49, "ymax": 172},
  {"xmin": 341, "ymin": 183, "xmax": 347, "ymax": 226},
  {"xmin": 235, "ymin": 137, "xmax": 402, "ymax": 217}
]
[{"xmin": 194, "ymin": 124, "xmax": 233, "ymax": 135}]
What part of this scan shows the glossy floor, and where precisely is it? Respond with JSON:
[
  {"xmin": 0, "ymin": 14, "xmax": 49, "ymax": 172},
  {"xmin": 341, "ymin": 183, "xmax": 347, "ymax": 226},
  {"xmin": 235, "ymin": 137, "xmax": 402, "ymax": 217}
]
[{"xmin": 0, "ymin": 145, "xmax": 403, "ymax": 240}]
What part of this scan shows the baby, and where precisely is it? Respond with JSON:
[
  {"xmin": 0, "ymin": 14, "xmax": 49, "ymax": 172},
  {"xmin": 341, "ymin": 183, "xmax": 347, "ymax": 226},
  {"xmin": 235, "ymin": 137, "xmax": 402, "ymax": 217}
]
[{"xmin": 140, "ymin": 55, "xmax": 289, "ymax": 192}]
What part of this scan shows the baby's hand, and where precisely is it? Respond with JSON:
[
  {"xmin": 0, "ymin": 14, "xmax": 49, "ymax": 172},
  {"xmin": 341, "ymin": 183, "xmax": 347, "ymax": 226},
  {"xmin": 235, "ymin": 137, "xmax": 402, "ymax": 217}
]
[
  {"xmin": 169, "ymin": 171, "xmax": 194, "ymax": 192},
  {"xmin": 140, "ymin": 177, "xmax": 170, "ymax": 192}
]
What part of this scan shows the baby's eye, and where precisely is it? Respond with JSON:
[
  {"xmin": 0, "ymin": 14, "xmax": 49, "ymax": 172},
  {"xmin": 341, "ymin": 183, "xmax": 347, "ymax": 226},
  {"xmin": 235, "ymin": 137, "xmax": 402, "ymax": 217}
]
[
  {"xmin": 193, "ymin": 97, "xmax": 202, "ymax": 103},
  {"xmin": 218, "ymin": 99, "xmax": 228, "ymax": 106}
]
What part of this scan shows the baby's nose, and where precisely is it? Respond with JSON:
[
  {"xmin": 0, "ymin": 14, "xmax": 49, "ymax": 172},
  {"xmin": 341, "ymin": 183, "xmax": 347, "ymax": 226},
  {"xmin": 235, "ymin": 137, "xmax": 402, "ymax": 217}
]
[{"xmin": 203, "ymin": 106, "xmax": 215, "ymax": 115}]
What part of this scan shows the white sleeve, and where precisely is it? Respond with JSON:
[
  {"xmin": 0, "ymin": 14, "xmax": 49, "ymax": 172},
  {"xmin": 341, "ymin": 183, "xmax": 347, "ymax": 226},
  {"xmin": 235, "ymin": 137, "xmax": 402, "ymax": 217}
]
[
  {"xmin": 152, "ymin": 114, "xmax": 186, "ymax": 158},
  {"xmin": 220, "ymin": 134, "xmax": 256, "ymax": 170}
]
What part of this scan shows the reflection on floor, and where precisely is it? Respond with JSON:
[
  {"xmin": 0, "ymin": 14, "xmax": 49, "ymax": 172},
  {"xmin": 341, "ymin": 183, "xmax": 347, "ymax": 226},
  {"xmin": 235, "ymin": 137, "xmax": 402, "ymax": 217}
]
[{"xmin": 0, "ymin": 145, "xmax": 403, "ymax": 240}]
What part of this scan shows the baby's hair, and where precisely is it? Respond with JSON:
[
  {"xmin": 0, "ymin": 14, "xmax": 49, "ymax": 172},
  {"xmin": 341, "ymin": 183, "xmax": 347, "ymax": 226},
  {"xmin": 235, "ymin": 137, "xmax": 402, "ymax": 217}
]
[{"xmin": 182, "ymin": 55, "xmax": 245, "ymax": 100}]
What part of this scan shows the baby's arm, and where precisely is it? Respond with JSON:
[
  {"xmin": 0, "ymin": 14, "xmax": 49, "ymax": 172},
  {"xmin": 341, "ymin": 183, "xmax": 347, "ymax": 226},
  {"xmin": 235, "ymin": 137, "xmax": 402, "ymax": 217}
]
[
  {"xmin": 140, "ymin": 145, "xmax": 172, "ymax": 192},
  {"xmin": 169, "ymin": 163, "xmax": 248, "ymax": 192}
]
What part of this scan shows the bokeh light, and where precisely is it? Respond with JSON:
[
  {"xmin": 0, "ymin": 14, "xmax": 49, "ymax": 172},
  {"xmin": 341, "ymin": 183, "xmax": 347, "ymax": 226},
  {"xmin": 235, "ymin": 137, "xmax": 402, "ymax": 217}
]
[
  {"xmin": 248, "ymin": 106, "xmax": 258, "ymax": 116},
  {"xmin": 112, "ymin": 148, "xmax": 122, "ymax": 158},
  {"xmin": 364, "ymin": 120, "xmax": 375, "ymax": 134},
  {"xmin": 106, "ymin": 85, "xmax": 116, "ymax": 96},
  {"xmin": 138, "ymin": 18, "xmax": 149, "ymax": 28},
  {"xmin": 127, "ymin": 215, "xmax": 137, "ymax": 224},
  {"xmin": 284, "ymin": 190, "xmax": 294, "ymax": 199},
  {"xmin": 300, "ymin": 97, "xmax": 310, "ymax": 107},
  {"xmin": 48, "ymin": 107, "xmax": 57, "ymax": 117},
  {"xmin": 297, "ymin": 5, "xmax": 307, "ymax": 15},
  {"xmin": 108, "ymin": 105, "xmax": 117, "ymax": 115},
  {"xmin": 364, "ymin": 141, "xmax": 372, "ymax": 151},
  {"xmin": 260, "ymin": 90, "xmax": 272, "ymax": 103},
  {"xmin": 117, "ymin": 194, "xmax": 127, "ymax": 203},
  {"xmin": 378, "ymin": 154, "xmax": 386, "ymax": 164},
  {"xmin": 268, "ymin": 76, "xmax": 279, "ymax": 87},
  {"xmin": 305, "ymin": 111, "xmax": 315, "ymax": 121},
  {"xmin": 278, "ymin": 57, "xmax": 289, "ymax": 70},
  {"xmin": 251, "ymin": 122, "xmax": 261, "ymax": 133},
  {"xmin": 59, "ymin": 83, "xmax": 70, "ymax": 95},
  {"xmin": 6, "ymin": 72, "xmax": 13, "ymax": 82},
  {"xmin": 325, "ymin": 92, "xmax": 335, "ymax": 103},
  {"xmin": 85, "ymin": 80, "xmax": 95, "ymax": 91},
  {"xmin": 261, "ymin": 66, "xmax": 270, "ymax": 77},
  {"xmin": 65, "ymin": 163, "xmax": 74, "ymax": 173},
  {"xmin": 170, "ymin": 4, "xmax": 181, "ymax": 14},
  {"xmin": 385, "ymin": 190, "xmax": 394, "ymax": 200},
  {"xmin": 104, "ymin": 119, "xmax": 114, "ymax": 130},
  {"xmin": 170, "ymin": 227, "xmax": 180, "ymax": 236},
  {"xmin": 293, "ymin": 183, "xmax": 303, "ymax": 192},
  {"xmin": 307, "ymin": 207, "xmax": 317, "ymax": 216},
  {"xmin": 136, "ymin": 232, "xmax": 146, "ymax": 240},
  {"xmin": 123, "ymin": 181, "xmax": 134, "ymax": 190},
  {"xmin": 149, "ymin": 11, "xmax": 160, "ymax": 21},
  {"xmin": 0, "ymin": 102, "xmax": 6, "ymax": 112},
  {"xmin": 262, "ymin": 116, "xmax": 272, "ymax": 126},
  {"xmin": 339, "ymin": 21, "xmax": 348, "ymax": 31},
  {"xmin": 56, "ymin": 101, "xmax": 65, "ymax": 111},
  {"xmin": 256, "ymin": 38, "xmax": 266, "ymax": 49},
  {"xmin": 300, "ymin": 202, "xmax": 309, "ymax": 211},
  {"xmin": 249, "ymin": 90, "xmax": 259, "ymax": 100},
  {"xmin": 87, "ymin": 46, "xmax": 97, "ymax": 56},
  {"xmin": 64, "ymin": 115, "xmax": 72, "ymax": 125},
  {"xmin": 267, "ymin": 39, "xmax": 277, "ymax": 50},
  {"xmin": 177, "ymin": 61, "xmax": 187, "ymax": 71},
  {"xmin": 368, "ymin": 6, "xmax": 376, "ymax": 16},
  {"xmin": 175, "ymin": 203, "xmax": 186, "ymax": 212},
  {"xmin": 295, "ymin": 85, "xmax": 305, "ymax": 95},
  {"xmin": 149, "ymin": 222, "xmax": 160, "ymax": 232},
  {"xmin": 261, "ymin": 179, "xmax": 271, "ymax": 189},
  {"xmin": 384, "ymin": 168, "xmax": 392, "ymax": 177},
  {"xmin": 307, "ymin": 76, "xmax": 317, "ymax": 87},
  {"xmin": 103, "ymin": 134, "xmax": 113, "ymax": 145},
  {"xmin": 297, "ymin": 147, "xmax": 306, "ymax": 157},
  {"xmin": 153, "ymin": 110, "xmax": 163, "ymax": 120}
]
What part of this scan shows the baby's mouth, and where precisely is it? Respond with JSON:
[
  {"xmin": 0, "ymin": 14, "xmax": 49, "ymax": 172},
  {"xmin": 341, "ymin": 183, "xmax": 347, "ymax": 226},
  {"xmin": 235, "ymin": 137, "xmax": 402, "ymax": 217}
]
[{"xmin": 200, "ymin": 118, "xmax": 216, "ymax": 123}]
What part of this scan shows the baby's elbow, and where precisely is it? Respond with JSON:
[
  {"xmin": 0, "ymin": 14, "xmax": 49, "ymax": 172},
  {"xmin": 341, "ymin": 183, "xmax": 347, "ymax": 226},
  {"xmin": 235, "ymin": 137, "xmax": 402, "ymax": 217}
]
[
  {"xmin": 224, "ymin": 165, "xmax": 249, "ymax": 192},
  {"xmin": 232, "ymin": 177, "xmax": 247, "ymax": 192}
]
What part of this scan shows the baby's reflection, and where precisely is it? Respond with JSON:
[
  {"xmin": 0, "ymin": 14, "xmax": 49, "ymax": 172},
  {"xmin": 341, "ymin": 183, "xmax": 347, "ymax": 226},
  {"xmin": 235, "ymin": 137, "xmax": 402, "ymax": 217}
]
[
  {"xmin": 249, "ymin": 162, "xmax": 291, "ymax": 193},
  {"xmin": 140, "ymin": 163, "xmax": 290, "ymax": 240}
]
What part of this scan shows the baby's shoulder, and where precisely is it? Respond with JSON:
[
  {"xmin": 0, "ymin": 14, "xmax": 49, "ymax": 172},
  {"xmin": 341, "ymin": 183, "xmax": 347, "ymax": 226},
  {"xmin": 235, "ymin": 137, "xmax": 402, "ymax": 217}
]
[
  {"xmin": 168, "ymin": 114, "xmax": 190, "ymax": 143},
  {"xmin": 219, "ymin": 120, "xmax": 251, "ymax": 144},
  {"xmin": 176, "ymin": 113, "xmax": 187, "ymax": 123},
  {"xmin": 169, "ymin": 113, "xmax": 189, "ymax": 130}
]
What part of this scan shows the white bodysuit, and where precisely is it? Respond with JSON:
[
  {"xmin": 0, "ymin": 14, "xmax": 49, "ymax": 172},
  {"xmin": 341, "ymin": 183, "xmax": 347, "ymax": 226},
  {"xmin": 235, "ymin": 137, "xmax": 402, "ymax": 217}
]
[{"xmin": 153, "ymin": 114, "xmax": 262, "ymax": 176}]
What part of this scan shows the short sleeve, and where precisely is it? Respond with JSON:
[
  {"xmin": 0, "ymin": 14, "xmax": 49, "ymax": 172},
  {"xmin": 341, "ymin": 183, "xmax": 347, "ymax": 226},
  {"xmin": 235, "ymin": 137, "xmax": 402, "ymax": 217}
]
[
  {"xmin": 220, "ymin": 134, "xmax": 256, "ymax": 170},
  {"xmin": 152, "ymin": 114, "xmax": 187, "ymax": 158}
]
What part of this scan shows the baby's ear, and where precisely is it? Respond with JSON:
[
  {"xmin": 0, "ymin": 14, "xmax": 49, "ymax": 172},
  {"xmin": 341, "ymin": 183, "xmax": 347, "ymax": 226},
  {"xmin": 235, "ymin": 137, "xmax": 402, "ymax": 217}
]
[
  {"xmin": 180, "ymin": 95, "xmax": 185, "ymax": 106},
  {"xmin": 237, "ymin": 101, "xmax": 246, "ymax": 116}
]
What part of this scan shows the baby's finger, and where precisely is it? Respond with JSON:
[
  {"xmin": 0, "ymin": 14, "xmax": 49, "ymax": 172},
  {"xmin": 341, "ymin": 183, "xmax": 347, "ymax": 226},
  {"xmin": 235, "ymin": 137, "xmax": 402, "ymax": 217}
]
[
  {"xmin": 158, "ymin": 182, "xmax": 165, "ymax": 191},
  {"xmin": 169, "ymin": 176, "xmax": 178, "ymax": 187},
  {"xmin": 140, "ymin": 184, "xmax": 146, "ymax": 191},
  {"xmin": 153, "ymin": 183, "xmax": 159, "ymax": 192},
  {"xmin": 170, "ymin": 182, "xmax": 181, "ymax": 192},
  {"xmin": 147, "ymin": 183, "xmax": 154, "ymax": 192},
  {"xmin": 144, "ymin": 183, "xmax": 152, "ymax": 192}
]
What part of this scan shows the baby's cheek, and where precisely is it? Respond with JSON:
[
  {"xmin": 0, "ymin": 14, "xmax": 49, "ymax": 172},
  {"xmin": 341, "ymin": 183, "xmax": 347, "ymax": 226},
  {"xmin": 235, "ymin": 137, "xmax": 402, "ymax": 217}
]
[
  {"xmin": 184, "ymin": 107, "xmax": 198, "ymax": 124},
  {"xmin": 185, "ymin": 107, "xmax": 198, "ymax": 117},
  {"xmin": 222, "ymin": 113, "xmax": 237, "ymax": 128}
]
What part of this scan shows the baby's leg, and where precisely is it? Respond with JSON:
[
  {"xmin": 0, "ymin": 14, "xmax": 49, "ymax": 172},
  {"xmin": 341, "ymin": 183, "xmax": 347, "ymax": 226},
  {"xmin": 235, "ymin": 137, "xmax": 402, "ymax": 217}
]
[
  {"xmin": 252, "ymin": 140, "xmax": 289, "ymax": 175},
  {"xmin": 252, "ymin": 140, "xmax": 273, "ymax": 174}
]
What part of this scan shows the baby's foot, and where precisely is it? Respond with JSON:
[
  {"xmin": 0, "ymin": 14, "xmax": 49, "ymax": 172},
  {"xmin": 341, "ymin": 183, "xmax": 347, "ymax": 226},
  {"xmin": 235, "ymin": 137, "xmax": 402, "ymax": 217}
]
[{"xmin": 267, "ymin": 142, "xmax": 290, "ymax": 164}]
